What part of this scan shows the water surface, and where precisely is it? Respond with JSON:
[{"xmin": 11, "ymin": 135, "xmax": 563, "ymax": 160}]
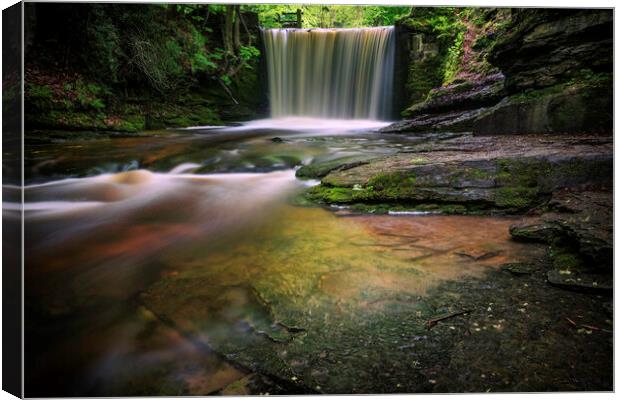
[{"xmin": 22, "ymin": 120, "xmax": 537, "ymax": 395}]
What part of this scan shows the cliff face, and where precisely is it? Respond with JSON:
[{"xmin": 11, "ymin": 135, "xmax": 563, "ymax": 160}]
[
  {"xmin": 474, "ymin": 8, "xmax": 613, "ymax": 135},
  {"xmin": 490, "ymin": 9, "xmax": 612, "ymax": 92},
  {"xmin": 387, "ymin": 8, "xmax": 509, "ymax": 133},
  {"xmin": 390, "ymin": 8, "xmax": 613, "ymax": 136}
]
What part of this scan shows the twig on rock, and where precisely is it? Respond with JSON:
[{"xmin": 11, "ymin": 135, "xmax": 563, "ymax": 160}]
[
  {"xmin": 426, "ymin": 310, "xmax": 471, "ymax": 329},
  {"xmin": 565, "ymin": 317, "xmax": 612, "ymax": 333}
]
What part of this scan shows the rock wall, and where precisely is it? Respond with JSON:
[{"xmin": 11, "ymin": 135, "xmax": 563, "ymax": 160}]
[
  {"xmin": 393, "ymin": 8, "xmax": 461, "ymax": 118},
  {"xmin": 387, "ymin": 8, "xmax": 509, "ymax": 132},
  {"xmin": 393, "ymin": 23, "xmax": 446, "ymax": 117},
  {"xmin": 473, "ymin": 9, "xmax": 613, "ymax": 135},
  {"xmin": 388, "ymin": 8, "xmax": 613, "ymax": 136},
  {"xmin": 489, "ymin": 9, "xmax": 612, "ymax": 92},
  {"xmin": 474, "ymin": 84, "xmax": 612, "ymax": 135}
]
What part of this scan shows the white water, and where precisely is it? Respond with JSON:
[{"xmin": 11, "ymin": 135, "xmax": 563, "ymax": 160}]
[
  {"xmin": 21, "ymin": 169, "xmax": 300, "ymax": 255},
  {"xmin": 219, "ymin": 116, "xmax": 391, "ymax": 133},
  {"xmin": 262, "ymin": 27, "xmax": 395, "ymax": 120}
]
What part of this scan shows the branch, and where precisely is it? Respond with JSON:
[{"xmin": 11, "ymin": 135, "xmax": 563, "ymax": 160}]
[
  {"xmin": 426, "ymin": 310, "xmax": 471, "ymax": 329},
  {"xmin": 216, "ymin": 77, "xmax": 238, "ymax": 105},
  {"xmin": 237, "ymin": 8, "xmax": 252, "ymax": 46}
]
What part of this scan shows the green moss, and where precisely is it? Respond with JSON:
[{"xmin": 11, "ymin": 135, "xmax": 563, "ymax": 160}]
[
  {"xmin": 494, "ymin": 186, "xmax": 539, "ymax": 209},
  {"xmin": 552, "ymin": 252, "xmax": 582, "ymax": 270},
  {"xmin": 404, "ymin": 57, "xmax": 446, "ymax": 109},
  {"xmin": 306, "ymin": 186, "xmax": 356, "ymax": 203},
  {"xmin": 368, "ymin": 171, "xmax": 411, "ymax": 188},
  {"xmin": 296, "ymin": 156, "xmax": 374, "ymax": 179},
  {"xmin": 492, "ymin": 158, "xmax": 549, "ymax": 210},
  {"xmin": 497, "ymin": 158, "xmax": 547, "ymax": 186},
  {"xmin": 409, "ymin": 156, "xmax": 429, "ymax": 165},
  {"xmin": 443, "ymin": 30, "xmax": 465, "ymax": 84},
  {"xmin": 464, "ymin": 166, "xmax": 492, "ymax": 180},
  {"xmin": 549, "ymin": 245, "xmax": 586, "ymax": 272}
]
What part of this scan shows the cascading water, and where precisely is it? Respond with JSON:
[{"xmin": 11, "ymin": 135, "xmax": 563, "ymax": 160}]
[{"xmin": 262, "ymin": 27, "xmax": 395, "ymax": 120}]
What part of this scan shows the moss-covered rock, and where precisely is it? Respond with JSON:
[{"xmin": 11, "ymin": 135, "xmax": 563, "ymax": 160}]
[
  {"xmin": 295, "ymin": 155, "xmax": 379, "ymax": 180},
  {"xmin": 468, "ymin": 9, "xmax": 613, "ymax": 135},
  {"xmin": 304, "ymin": 134, "xmax": 612, "ymax": 215}
]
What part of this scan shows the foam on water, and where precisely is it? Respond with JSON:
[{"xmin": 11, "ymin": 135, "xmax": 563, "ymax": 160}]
[{"xmin": 219, "ymin": 117, "xmax": 392, "ymax": 133}]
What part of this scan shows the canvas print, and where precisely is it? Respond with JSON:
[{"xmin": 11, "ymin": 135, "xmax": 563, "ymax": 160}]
[{"xmin": 2, "ymin": 2, "xmax": 614, "ymax": 396}]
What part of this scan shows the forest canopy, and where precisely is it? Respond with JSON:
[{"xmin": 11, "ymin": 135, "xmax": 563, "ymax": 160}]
[{"xmin": 253, "ymin": 4, "xmax": 411, "ymax": 28}]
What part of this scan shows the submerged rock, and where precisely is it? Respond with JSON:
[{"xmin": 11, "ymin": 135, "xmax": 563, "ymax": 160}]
[{"xmin": 509, "ymin": 222, "xmax": 560, "ymax": 243}]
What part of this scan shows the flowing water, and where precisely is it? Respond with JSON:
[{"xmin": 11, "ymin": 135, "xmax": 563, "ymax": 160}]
[
  {"xmin": 19, "ymin": 122, "xmax": 542, "ymax": 395},
  {"xmin": 262, "ymin": 27, "xmax": 395, "ymax": 119}
]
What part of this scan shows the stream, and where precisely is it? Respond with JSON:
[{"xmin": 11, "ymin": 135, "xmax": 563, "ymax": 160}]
[{"xmin": 19, "ymin": 119, "xmax": 609, "ymax": 395}]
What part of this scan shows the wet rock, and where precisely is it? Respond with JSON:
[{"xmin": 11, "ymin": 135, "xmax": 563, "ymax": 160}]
[
  {"xmin": 473, "ymin": 9, "xmax": 613, "ymax": 135},
  {"xmin": 509, "ymin": 222, "xmax": 560, "ymax": 243},
  {"xmin": 296, "ymin": 155, "xmax": 379, "ymax": 179},
  {"xmin": 510, "ymin": 190, "xmax": 612, "ymax": 270},
  {"xmin": 547, "ymin": 269, "xmax": 612, "ymax": 292},
  {"xmin": 307, "ymin": 134, "xmax": 612, "ymax": 214},
  {"xmin": 500, "ymin": 262, "xmax": 538, "ymax": 275},
  {"xmin": 381, "ymin": 108, "xmax": 487, "ymax": 133},
  {"xmin": 473, "ymin": 85, "xmax": 612, "ymax": 135},
  {"xmin": 383, "ymin": 74, "xmax": 506, "ymax": 134},
  {"xmin": 408, "ymin": 73, "xmax": 506, "ymax": 115}
]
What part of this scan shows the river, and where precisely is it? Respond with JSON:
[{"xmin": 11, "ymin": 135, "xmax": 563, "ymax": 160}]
[{"xmin": 18, "ymin": 118, "xmax": 547, "ymax": 395}]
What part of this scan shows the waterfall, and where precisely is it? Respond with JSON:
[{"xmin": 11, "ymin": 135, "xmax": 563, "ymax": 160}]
[{"xmin": 262, "ymin": 27, "xmax": 395, "ymax": 120}]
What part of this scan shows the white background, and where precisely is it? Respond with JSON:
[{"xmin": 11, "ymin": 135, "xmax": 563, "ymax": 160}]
[{"xmin": 0, "ymin": 0, "xmax": 617, "ymax": 399}]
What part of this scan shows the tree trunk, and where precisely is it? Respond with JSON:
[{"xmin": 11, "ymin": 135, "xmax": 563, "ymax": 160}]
[
  {"xmin": 233, "ymin": 5, "xmax": 241, "ymax": 55},
  {"xmin": 223, "ymin": 5, "xmax": 234, "ymax": 56}
]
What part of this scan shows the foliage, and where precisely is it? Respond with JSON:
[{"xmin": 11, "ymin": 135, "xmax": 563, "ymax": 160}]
[
  {"xmin": 129, "ymin": 37, "xmax": 186, "ymax": 94},
  {"xmin": 252, "ymin": 4, "xmax": 410, "ymax": 28},
  {"xmin": 443, "ymin": 30, "xmax": 465, "ymax": 83}
]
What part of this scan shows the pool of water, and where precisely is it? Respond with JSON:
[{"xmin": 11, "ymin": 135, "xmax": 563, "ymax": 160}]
[{"xmin": 20, "ymin": 120, "xmax": 546, "ymax": 395}]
